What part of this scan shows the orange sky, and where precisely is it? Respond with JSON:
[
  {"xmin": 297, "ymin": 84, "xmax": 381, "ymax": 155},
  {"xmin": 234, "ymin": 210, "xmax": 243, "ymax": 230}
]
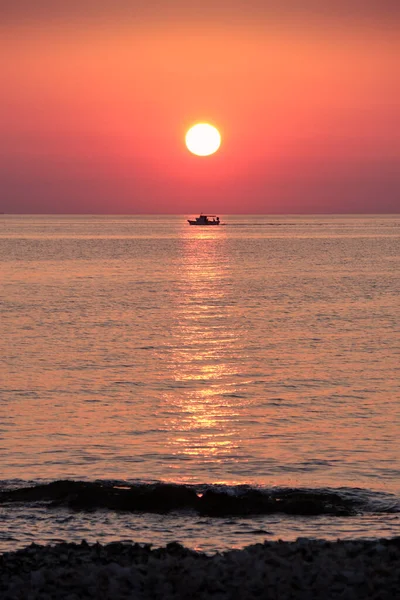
[{"xmin": 1, "ymin": 1, "xmax": 399, "ymax": 213}]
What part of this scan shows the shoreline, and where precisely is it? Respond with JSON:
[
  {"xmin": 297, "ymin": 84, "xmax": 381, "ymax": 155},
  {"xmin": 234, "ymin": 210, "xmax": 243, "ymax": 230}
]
[{"xmin": 1, "ymin": 538, "xmax": 399, "ymax": 599}]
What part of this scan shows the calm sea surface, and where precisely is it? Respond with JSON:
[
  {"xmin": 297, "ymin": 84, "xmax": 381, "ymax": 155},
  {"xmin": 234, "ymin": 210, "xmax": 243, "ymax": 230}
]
[{"xmin": 1, "ymin": 214, "xmax": 399, "ymax": 552}]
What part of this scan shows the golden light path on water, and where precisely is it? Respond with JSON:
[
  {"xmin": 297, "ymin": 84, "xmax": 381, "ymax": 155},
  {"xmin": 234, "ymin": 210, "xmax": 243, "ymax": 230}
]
[{"xmin": 162, "ymin": 225, "xmax": 249, "ymax": 476}]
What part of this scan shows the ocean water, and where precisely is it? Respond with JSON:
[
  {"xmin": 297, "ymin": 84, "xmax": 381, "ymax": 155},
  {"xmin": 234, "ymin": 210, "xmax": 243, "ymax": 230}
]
[{"xmin": 1, "ymin": 214, "xmax": 399, "ymax": 553}]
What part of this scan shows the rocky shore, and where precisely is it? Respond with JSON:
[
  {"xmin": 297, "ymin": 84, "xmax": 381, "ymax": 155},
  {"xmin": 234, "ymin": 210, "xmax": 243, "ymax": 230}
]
[{"xmin": 1, "ymin": 538, "xmax": 399, "ymax": 599}]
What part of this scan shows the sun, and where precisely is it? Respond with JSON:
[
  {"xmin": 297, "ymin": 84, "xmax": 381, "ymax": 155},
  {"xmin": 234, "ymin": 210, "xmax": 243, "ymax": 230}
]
[{"xmin": 185, "ymin": 123, "xmax": 221, "ymax": 157}]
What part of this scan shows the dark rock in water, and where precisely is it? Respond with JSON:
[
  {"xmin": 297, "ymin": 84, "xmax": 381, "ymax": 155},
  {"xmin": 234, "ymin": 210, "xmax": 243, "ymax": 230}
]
[
  {"xmin": 0, "ymin": 480, "xmax": 385, "ymax": 518},
  {"xmin": 60, "ymin": 483, "xmax": 198, "ymax": 513},
  {"xmin": 198, "ymin": 489, "xmax": 276, "ymax": 516},
  {"xmin": 197, "ymin": 488, "xmax": 355, "ymax": 517},
  {"xmin": 118, "ymin": 483, "xmax": 198, "ymax": 512},
  {"xmin": 0, "ymin": 480, "xmax": 85, "ymax": 503},
  {"xmin": 279, "ymin": 496, "xmax": 349, "ymax": 516},
  {"xmin": 198, "ymin": 489, "xmax": 243, "ymax": 516},
  {"xmin": 137, "ymin": 483, "xmax": 198, "ymax": 512},
  {"xmin": 275, "ymin": 490, "xmax": 356, "ymax": 516},
  {"xmin": 0, "ymin": 481, "xmax": 198, "ymax": 513}
]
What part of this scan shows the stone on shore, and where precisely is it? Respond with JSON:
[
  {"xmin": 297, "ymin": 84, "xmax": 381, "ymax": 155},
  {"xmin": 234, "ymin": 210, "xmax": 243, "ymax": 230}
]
[{"xmin": 1, "ymin": 538, "xmax": 399, "ymax": 599}]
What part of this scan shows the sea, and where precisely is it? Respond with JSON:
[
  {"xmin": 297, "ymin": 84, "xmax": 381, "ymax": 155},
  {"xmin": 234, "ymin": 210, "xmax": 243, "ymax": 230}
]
[{"xmin": 1, "ymin": 214, "xmax": 399, "ymax": 554}]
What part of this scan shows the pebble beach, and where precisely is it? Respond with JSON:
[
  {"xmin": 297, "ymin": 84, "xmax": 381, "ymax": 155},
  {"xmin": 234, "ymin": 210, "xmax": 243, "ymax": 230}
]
[{"xmin": 1, "ymin": 538, "xmax": 400, "ymax": 599}]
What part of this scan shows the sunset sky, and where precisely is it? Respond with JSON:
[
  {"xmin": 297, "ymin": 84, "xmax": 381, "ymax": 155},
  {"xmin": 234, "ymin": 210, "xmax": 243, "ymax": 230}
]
[{"xmin": 1, "ymin": 1, "xmax": 399, "ymax": 214}]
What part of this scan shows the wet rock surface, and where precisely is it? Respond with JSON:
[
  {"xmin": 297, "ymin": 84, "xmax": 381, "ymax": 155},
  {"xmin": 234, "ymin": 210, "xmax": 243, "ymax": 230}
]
[{"xmin": 1, "ymin": 538, "xmax": 399, "ymax": 599}]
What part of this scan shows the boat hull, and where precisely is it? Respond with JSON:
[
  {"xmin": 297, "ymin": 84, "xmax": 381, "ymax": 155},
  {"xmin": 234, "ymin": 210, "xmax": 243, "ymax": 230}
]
[{"xmin": 187, "ymin": 220, "xmax": 220, "ymax": 226}]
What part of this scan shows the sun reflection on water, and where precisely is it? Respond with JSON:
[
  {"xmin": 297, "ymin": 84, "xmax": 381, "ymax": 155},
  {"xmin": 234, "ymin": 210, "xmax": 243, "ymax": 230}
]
[{"xmin": 163, "ymin": 225, "xmax": 247, "ymax": 468}]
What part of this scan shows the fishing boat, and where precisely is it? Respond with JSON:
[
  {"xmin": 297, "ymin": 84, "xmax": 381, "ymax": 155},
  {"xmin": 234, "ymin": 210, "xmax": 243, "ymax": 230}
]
[{"xmin": 187, "ymin": 214, "xmax": 220, "ymax": 226}]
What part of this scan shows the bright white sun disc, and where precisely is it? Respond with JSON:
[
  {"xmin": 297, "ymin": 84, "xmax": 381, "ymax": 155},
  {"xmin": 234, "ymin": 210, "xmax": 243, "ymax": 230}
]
[{"xmin": 185, "ymin": 123, "xmax": 221, "ymax": 156}]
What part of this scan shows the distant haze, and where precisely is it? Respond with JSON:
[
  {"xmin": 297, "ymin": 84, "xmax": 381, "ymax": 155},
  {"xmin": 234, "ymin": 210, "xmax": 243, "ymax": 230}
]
[{"xmin": 1, "ymin": 1, "xmax": 399, "ymax": 213}]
